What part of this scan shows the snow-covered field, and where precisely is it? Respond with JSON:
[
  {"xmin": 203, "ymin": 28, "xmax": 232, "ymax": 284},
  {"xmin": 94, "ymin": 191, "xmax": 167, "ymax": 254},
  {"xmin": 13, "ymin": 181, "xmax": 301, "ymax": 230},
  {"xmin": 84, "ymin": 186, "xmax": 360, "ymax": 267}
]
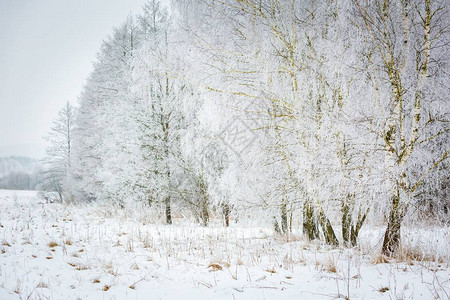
[{"xmin": 0, "ymin": 190, "xmax": 449, "ymax": 300}]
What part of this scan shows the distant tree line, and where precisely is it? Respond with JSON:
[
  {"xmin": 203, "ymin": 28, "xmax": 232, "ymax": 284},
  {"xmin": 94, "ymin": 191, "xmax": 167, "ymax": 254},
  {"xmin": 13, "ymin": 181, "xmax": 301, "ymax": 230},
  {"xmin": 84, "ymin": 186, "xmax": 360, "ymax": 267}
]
[{"xmin": 0, "ymin": 156, "xmax": 42, "ymax": 190}]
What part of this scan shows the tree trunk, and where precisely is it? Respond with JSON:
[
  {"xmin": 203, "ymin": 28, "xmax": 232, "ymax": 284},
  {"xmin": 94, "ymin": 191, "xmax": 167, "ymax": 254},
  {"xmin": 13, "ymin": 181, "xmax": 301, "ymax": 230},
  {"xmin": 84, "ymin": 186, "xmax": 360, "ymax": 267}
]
[
  {"xmin": 303, "ymin": 201, "xmax": 320, "ymax": 240},
  {"xmin": 165, "ymin": 197, "xmax": 172, "ymax": 225},
  {"xmin": 342, "ymin": 200, "xmax": 352, "ymax": 247},
  {"xmin": 350, "ymin": 208, "xmax": 368, "ymax": 247},
  {"xmin": 198, "ymin": 176, "xmax": 209, "ymax": 226},
  {"xmin": 382, "ymin": 190, "xmax": 403, "ymax": 256},
  {"xmin": 289, "ymin": 210, "xmax": 293, "ymax": 234},
  {"xmin": 281, "ymin": 199, "xmax": 288, "ymax": 234},
  {"xmin": 318, "ymin": 207, "xmax": 339, "ymax": 246},
  {"xmin": 222, "ymin": 203, "xmax": 231, "ymax": 227},
  {"xmin": 200, "ymin": 199, "xmax": 209, "ymax": 226},
  {"xmin": 273, "ymin": 216, "xmax": 281, "ymax": 234}
]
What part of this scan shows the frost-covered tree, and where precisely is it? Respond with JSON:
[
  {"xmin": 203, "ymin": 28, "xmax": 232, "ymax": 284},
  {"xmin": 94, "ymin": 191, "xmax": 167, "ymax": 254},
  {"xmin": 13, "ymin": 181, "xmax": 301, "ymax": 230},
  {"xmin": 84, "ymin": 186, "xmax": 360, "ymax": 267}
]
[
  {"xmin": 70, "ymin": 16, "xmax": 141, "ymax": 203},
  {"xmin": 355, "ymin": 0, "xmax": 450, "ymax": 256},
  {"xmin": 42, "ymin": 102, "xmax": 75, "ymax": 202},
  {"xmin": 131, "ymin": 0, "xmax": 188, "ymax": 224},
  {"xmin": 45, "ymin": 0, "xmax": 449, "ymax": 256}
]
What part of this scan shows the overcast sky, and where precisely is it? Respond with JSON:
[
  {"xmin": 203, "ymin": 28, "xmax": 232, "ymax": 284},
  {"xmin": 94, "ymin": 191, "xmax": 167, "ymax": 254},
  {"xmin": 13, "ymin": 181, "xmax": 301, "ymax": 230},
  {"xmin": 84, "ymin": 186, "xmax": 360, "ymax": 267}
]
[{"xmin": 0, "ymin": 0, "xmax": 149, "ymax": 158}]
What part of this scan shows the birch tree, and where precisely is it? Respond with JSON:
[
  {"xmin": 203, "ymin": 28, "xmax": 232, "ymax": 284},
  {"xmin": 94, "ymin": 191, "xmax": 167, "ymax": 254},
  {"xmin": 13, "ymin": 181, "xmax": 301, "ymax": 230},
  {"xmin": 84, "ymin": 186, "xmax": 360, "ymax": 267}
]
[{"xmin": 355, "ymin": 0, "xmax": 449, "ymax": 256}]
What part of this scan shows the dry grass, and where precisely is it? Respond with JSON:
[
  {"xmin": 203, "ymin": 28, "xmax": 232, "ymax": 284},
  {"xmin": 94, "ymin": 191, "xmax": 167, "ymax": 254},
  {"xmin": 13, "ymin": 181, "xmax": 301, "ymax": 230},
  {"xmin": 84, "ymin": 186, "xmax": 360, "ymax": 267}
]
[
  {"xmin": 13, "ymin": 280, "xmax": 21, "ymax": 295},
  {"xmin": 207, "ymin": 263, "xmax": 223, "ymax": 271},
  {"xmin": 48, "ymin": 241, "xmax": 59, "ymax": 248},
  {"xmin": 370, "ymin": 254, "xmax": 390, "ymax": 265},
  {"xmin": 370, "ymin": 246, "xmax": 446, "ymax": 265},
  {"xmin": 107, "ymin": 269, "xmax": 118, "ymax": 276},
  {"xmin": 36, "ymin": 282, "xmax": 49, "ymax": 288},
  {"xmin": 142, "ymin": 235, "xmax": 152, "ymax": 248},
  {"xmin": 76, "ymin": 264, "xmax": 91, "ymax": 271},
  {"xmin": 325, "ymin": 259, "xmax": 337, "ymax": 273},
  {"xmin": 398, "ymin": 247, "xmax": 445, "ymax": 264}
]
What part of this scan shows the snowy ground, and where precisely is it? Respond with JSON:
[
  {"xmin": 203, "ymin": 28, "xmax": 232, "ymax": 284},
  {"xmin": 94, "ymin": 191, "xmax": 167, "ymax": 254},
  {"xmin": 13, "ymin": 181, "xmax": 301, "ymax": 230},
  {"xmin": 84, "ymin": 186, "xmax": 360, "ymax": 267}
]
[{"xmin": 0, "ymin": 190, "xmax": 449, "ymax": 300}]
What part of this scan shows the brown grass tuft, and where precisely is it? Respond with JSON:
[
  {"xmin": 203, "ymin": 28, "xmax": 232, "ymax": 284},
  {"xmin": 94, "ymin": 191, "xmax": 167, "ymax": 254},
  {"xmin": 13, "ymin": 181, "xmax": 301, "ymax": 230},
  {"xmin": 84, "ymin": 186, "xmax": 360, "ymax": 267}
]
[
  {"xmin": 207, "ymin": 263, "xmax": 223, "ymax": 271},
  {"xmin": 48, "ymin": 241, "xmax": 59, "ymax": 248},
  {"xmin": 326, "ymin": 263, "xmax": 337, "ymax": 273}
]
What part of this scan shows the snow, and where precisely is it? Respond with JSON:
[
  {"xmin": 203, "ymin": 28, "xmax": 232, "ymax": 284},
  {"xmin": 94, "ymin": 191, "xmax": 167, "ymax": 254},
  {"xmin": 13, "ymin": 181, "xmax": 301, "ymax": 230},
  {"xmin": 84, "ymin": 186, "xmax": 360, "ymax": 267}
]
[{"xmin": 0, "ymin": 190, "xmax": 449, "ymax": 299}]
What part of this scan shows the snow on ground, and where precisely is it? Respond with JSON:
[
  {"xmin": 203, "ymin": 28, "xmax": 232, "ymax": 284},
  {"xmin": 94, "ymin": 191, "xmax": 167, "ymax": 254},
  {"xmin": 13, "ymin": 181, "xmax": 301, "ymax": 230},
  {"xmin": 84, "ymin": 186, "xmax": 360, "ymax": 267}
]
[{"xmin": 0, "ymin": 190, "xmax": 449, "ymax": 300}]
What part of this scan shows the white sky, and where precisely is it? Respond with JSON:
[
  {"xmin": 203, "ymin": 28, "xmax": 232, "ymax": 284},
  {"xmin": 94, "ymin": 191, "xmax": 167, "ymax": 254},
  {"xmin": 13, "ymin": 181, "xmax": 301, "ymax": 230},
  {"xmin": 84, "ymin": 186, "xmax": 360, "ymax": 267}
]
[{"xmin": 0, "ymin": 0, "xmax": 149, "ymax": 158}]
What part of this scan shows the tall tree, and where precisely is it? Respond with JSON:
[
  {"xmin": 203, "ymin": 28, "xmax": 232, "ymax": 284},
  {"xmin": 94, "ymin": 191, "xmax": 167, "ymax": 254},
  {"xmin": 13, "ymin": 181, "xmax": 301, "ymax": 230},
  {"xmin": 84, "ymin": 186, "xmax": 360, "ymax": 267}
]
[
  {"xmin": 355, "ymin": 0, "xmax": 449, "ymax": 256},
  {"xmin": 42, "ymin": 102, "xmax": 75, "ymax": 202}
]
